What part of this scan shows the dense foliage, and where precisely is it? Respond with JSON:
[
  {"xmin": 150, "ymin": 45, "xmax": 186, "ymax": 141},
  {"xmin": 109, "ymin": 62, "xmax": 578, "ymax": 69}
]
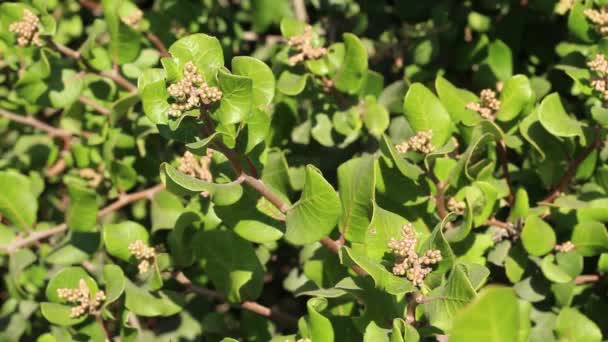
[{"xmin": 2, "ymin": 0, "xmax": 608, "ymax": 341}]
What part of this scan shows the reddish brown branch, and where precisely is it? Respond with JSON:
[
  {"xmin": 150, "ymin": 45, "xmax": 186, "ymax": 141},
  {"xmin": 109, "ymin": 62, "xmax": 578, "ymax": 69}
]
[
  {"xmin": 497, "ymin": 140, "xmax": 514, "ymax": 205},
  {"xmin": 79, "ymin": 95, "xmax": 111, "ymax": 115},
  {"xmin": 436, "ymin": 181, "xmax": 447, "ymax": 220},
  {"xmin": 0, "ymin": 108, "xmax": 73, "ymax": 139},
  {"xmin": 175, "ymin": 272, "xmax": 297, "ymax": 327},
  {"xmin": 540, "ymin": 130, "xmax": 603, "ymax": 204},
  {"xmin": 48, "ymin": 40, "xmax": 137, "ymax": 92},
  {"xmin": 0, "ymin": 184, "xmax": 165, "ymax": 253},
  {"xmin": 145, "ymin": 33, "xmax": 170, "ymax": 57},
  {"xmin": 575, "ymin": 274, "xmax": 601, "ymax": 285}
]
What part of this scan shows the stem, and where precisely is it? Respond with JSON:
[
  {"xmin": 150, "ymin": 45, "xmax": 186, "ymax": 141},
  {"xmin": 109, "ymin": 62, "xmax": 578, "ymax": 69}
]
[
  {"xmin": 497, "ymin": 139, "xmax": 514, "ymax": 205},
  {"xmin": 540, "ymin": 129, "xmax": 603, "ymax": 204},
  {"xmin": 435, "ymin": 181, "xmax": 447, "ymax": 220},
  {"xmin": 575, "ymin": 274, "xmax": 601, "ymax": 285},
  {"xmin": 0, "ymin": 108, "xmax": 72, "ymax": 138},
  {"xmin": 292, "ymin": 0, "xmax": 308, "ymax": 22},
  {"xmin": 484, "ymin": 218, "xmax": 512, "ymax": 230},
  {"xmin": 96, "ymin": 315, "xmax": 111, "ymax": 342},
  {"xmin": 79, "ymin": 95, "xmax": 112, "ymax": 115},
  {"xmin": 145, "ymin": 32, "xmax": 170, "ymax": 57},
  {"xmin": 405, "ymin": 292, "xmax": 424, "ymax": 324},
  {"xmin": 319, "ymin": 237, "xmax": 367, "ymax": 276},
  {"xmin": 0, "ymin": 184, "xmax": 165, "ymax": 253},
  {"xmin": 48, "ymin": 40, "xmax": 137, "ymax": 92},
  {"xmin": 241, "ymin": 174, "xmax": 290, "ymax": 213},
  {"xmin": 175, "ymin": 272, "xmax": 298, "ymax": 327}
]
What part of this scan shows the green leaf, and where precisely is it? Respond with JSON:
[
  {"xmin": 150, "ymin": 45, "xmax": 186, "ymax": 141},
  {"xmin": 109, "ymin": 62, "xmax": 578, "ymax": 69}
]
[
  {"xmin": 102, "ymin": 264, "xmax": 125, "ymax": 306},
  {"xmin": 541, "ymin": 252, "xmax": 583, "ymax": 283},
  {"xmin": 379, "ymin": 135, "xmax": 424, "ymax": 180},
  {"xmin": 555, "ymin": 308, "xmax": 602, "ymax": 342},
  {"xmin": 450, "ymin": 287, "xmax": 521, "ymax": 342},
  {"xmin": 65, "ymin": 178, "xmax": 98, "ymax": 232},
  {"xmin": 567, "ymin": 0, "xmax": 595, "ymax": 43},
  {"xmin": 571, "ymin": 221, "xmax": 608, "ymax": 256},
  {"xmin": 138, "ymin": 68, "xmax": 170, "ymax": 125},
  {"xmin": 435, "ymin": 75, "xmax": 480, "ymax": 125},
  {"xmin": 311, "ymin": 114, "xmax": 335, "ymax": 147},
  {"xmin": 168, "ymin": 33, "xmax": 224, "ymax": 82},
  {"xmin": 277, "ymin": 71, "xmax": 308, "ymax": 96},
  {"xmin": 40, "ymin": 302, "xmax": 87, "ymax": 326},
  {"xmin": 341, "ymin": 247, "xmax": 416, "ymax": 295},
  {"xmin": 363, "ymin": 203, "xmax": 408, "ymax": 260},
  {"xmin": 538, "ymin": 93, "xmax": 585, "ymax": 141},
  {"xmin": 305, "ymin": 297, "xmax": 334, "ymax": 342},
  {"xmin": 424, "ymin": 264, "xmax": 477, "ymax": 331},
  {"xmin": 280, "ymin": 17, "xmax": 306, "ymax": 38},
  {"xmin": 285, "ymin": 165, "xmax": 341, "ymax": 244},
  {"xmin": 102, "ymin": 0, "xmax": 141, "ymax": 64},
  {"xmin": 496, "ymin": 75, "xmax": 533, "ymax": 122},
  {"xmin": 363, "ymin": 98, "xmax": 390, "ymax": 137},
  {"xmin": 215, "ymin": 69, "xmax": 253, "ymax": 125},
  {"xmin": 338, "ymin": 156, "xmax": 375, "ymax": 243},
  {"xmin": 402, "ymin": 83, "xmax": 453, "ymax": 147},
  {"xmin": 232, "ymin": 56, "xmax": 275, "ymax": 108},
  {"xmin": 151, "ymin": 190, "xmax": 183, "ymax": 231},
  {"xmin": 0, "ymin": 170, "xmax": 38, "ymax": 230},
  {"xmin": 102, "ymin": 221, "xmax": 149, "ymax": 262},
  {"xmin": 194, "ymin": 230, "xmax": 264, "ymax": 302},
  {"xmin": 521, "ymin": 215, "xmax": 556, "ymax": 256},
  {"xmin": 161, "ymin": 163, "xmax": 243, "ymax": 206},
  {"xmin": 334, "ymin": 33, "xmax": 368, "ymax": 94},
  {"xmin": 48, "ymin": 69, "xmax": 84, "ymax": 109},
  {"xmin": 124, "ymin": 280, "xmax": 184, "ymax": 317},
  {"xmin": 419, "ymin": 222, "xmax": 456, "ymax": 274}
]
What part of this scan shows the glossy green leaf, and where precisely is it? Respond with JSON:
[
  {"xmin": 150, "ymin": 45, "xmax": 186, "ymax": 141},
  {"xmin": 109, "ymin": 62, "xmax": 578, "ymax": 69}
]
[
  {"xmin": 555, "ymin": 308, "xmax": 602, "ymax": 342},
  {"xmin": 496, "ymin": 75, "xmax": 533, "ymax": 122},
  {"xmin": 521, "ymin": 215, "xmax": 556, "ymax": 256},
  {"xmin": 334, "ymin": 33, "xmax": 368, "ymax": 94},
  {"xmin": 338, "ymin": 156, "xmax": 375, "ymax": 243},
  {"xmin": 538, "ymin": 93, "xmax": 584, "ymax": 141},
  {"xmin": 0, "ymin": 170, "xmax": 38, "ymax": 230},
  {"xmin": 285, "ymin": 165, "xmax": 341, "ymax": 244},
  {"xmin": 571, "ymin": 221, "xmax": 608, "ymax": 256},
  {"xmin": 168, "ymin": 33, "xmax": 224, "ymax": 82},
  {"xmin": 277, "ymin": 71, "xmax": 308, "ymax": 96},
  {"xmin": 232, "ymin": 56, "xmax": 275, "ymax": 108},
  {"xmin": 402, "ymin": 83, "xmax": 453, "ymax": 147},
  {"xmin": 102, "ymin": 221, "xmax": 149, "ymax": 262}
]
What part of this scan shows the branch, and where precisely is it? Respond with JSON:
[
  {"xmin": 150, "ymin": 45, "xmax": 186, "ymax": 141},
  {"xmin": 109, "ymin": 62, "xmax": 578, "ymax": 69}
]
[
  {"xmin": 497, "ymin": 139, "xmax": 514, "ymax": 205},
  {"xmin": 47, "ymin": 40, "xmax": 137, "ymax": 92},
  {"xmin": 540, "ymin": 129, "xmax": 603, "ymax": 204},
  {"xmin": 435, "ymin": 181, "xmax": 447, "ymax": 220},
  {"xmin": 575, "ymin": 274, "xmax": 601, "ymax": 285},
  {"xmin": 0, "ymin": 108, "xmax": 73, "ymax": 139},
  {"xmin": 145, "ymin": 33, "xmax": 170, "ymax": 58},
  {"xmin": 405, "ymin": 292, "xmax": 424, "ymax": 324},
  {"xmin": 0, "ymin": 184, "xmax": 165, "ymax": 253},
  {"xmin": 292, "ymin": 0, "xmax": 308, "ymax": 22},
  {"xmin": 79, "ymin": 95, "xmax": 111, "ymax": 116},
  {"xmin": 174, "ymin": 272, "xmax": 298, "ymax": 327}
]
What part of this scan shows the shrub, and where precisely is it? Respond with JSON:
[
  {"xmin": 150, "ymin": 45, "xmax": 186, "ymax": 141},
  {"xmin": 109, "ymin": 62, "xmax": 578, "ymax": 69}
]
[{"xmin": 0, "ymin": 1, "xmax": 607, "ymax": 341}]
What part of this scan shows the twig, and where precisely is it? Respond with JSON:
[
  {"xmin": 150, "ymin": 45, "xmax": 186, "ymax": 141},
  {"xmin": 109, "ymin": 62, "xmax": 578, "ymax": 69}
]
[
  {"xmin": 540, "ymin": 129, "xmax": 603, "ymax": 204},
  {"xmin": 575, "ymin": 274, "xmax": 601, "ymax": 285},
  {"xmin": 497, "ymin": 140, "xmax": 514, "ymax": 205},
  {"xmin": 0, "ymin": 184, "xmax": 165, "ymax": 253},
  {"xmin": 405, "ymin": 292, "xmax": 424, "ymax": 324},
  {"xmin": 435, "ymin": 181, "xmax": 447, "ymax": 220},
  {"xmin": 96, "ymin": 315, "xmax": 111, "ymax": 342},
  {"xmin": 145, "ymin": 32, "xmax": 170, "ymax": 58},
  {"xmin": 292, "ymin": 0, "xmax": 308, "ymax": 22},
  {"xmin": 319, "ymin": 237, "xmax": 367, "ymax": 276},
  {"xmin": 47, "ymin": 40, "xmax": 137, "ymax": 92},
  {"xmin": 0, "ymin": 108, "xmax": 72, "ymax": 138},
  {"xmin": 174, "ymin": 272, "xmax": 298, "ymax": 327},
  {"xmin": 484, "ymin": 218, "xmax": 512, "ymax": 230},
  {"xmin": 79, "ymin": 95, "xmax": 111, "ymax": 116},
  {"xmin": 78, "ymin": 0, "xmax": 103, "ymax": 15}
]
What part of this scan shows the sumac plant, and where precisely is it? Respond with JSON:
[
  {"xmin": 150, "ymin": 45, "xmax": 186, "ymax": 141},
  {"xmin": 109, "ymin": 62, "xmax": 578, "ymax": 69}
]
[{"xmin": 2, "ymin": 0, "xmax": 608, "ymax": 341}]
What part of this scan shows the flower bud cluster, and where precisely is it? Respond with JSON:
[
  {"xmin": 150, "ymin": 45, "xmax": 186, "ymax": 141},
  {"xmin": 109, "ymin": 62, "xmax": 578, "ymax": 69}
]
[
  {"xmin": 466, "ymin": 89, "xmax": 500, "ymax": 120},
  {"xmin": 57, "ymin": 279, "xmax": 106, "ymax": 318},
  {"xmin": 555, "ymin": 241, "xmax": 576, "ymax": 253},
  {"xmin": 178, "ymin": 149, "xmax": 214, "ymax": 197},
  {"xmin": 128, "ymin": 240, "xmax": 156, "ymax": 273},
  {"xmin": 9, "ymin": 9, "xmax": 42, "ymax": 47},
  {"xmin": 287, "ymin": 26, "xmax": 328, "ymax": 65},
  {"xmin": 388, "ymin": 223, "xmax": 442, "ymax": 286},
  {"xmin": 588, "ymin": 54, "xmax": 608, "ymax": 100},
  {"xmin": 121, "ymin": 9, "xmax": 143, "ymax": 28},
  {"xmin": 79, "ymin": 168, "xmax": 103, "ymax": 188},
  {"xmin": 167, "ymin": 62, "xmax": 222, "ymax": 117},
  {"xmin": 585, "ymin": 7, "xmax": 608, "ymax": 35},
  {"xmin": 395, "ymin": 130, "xmax": 435, "ymax": 154},
  {"xmin": 447, "ymin": 197, "xmax": 466, "ymax": 214}
]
